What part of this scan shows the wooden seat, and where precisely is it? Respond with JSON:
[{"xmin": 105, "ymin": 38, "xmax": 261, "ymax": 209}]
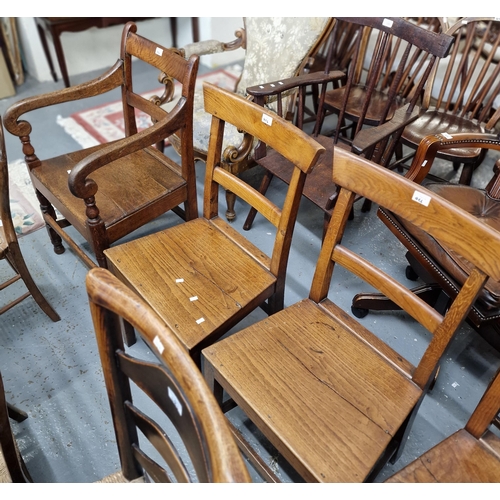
[
  {"xmin": 86, "ymin": 267, "xmax": 251, "ymax": 483},
  {"xmin": 0, "ymin": 116, "xmax": 59, "ymax": 321},
  {"xmin": 396, "ymin": 17, "xmax": 500, "ymax": 184},
  {"xmin": 242, "ymin": 17, "xmax": 454, "ymax": 236},
  {"xmin": 0, "ymin": 371, "xmax": 31, "ymax": 483},
  {"xmin": 165, "ymin": 17, "xmax": 333, "ymax": 221},
  {"xmin": 386, "ymin": 366, "xmax": 500, "ymax": 482},
  {"xmin": 104, "ymin": 82, "xmax": 325, "ymax": 366},
  {"xmin": 202, "ymin": 147, "xmax": 500, "ymax": 482},
  {"xmin": 4, "ymin": 21, "xmax": 199, "ymax": 269},
  {"xmin": 352, "ymin": 132, "xmax": 500, "ymax": 351}
]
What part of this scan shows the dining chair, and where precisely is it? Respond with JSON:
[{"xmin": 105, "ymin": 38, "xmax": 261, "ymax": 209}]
[
  {"xmin": 0, "ymin": 116, "xmax": 59, "ymax": 321},
  {"xmin": 202, "ymin": 147, "xmax": 500, "ymax": 482},
  {"xmin": 3, "ymin": 21, "xmax": 199, "ymax": 269},
  {"xmin": 242, "ymin": 17, "xmax": 454, "ymax": 237},
  {"xmin": 87, "ymin": 267, "xmax": 251, "ymax": 483},
  {"xmin": 386, "ymin": 365, "xmax": 500, "ymax": 482},
  {"xmin": 351, "ymin": 132, "xmax": 500, "ymax": 351},
  {"xmin": 104, "ymin": 82, "xmax": 325, "ymax": 365}
]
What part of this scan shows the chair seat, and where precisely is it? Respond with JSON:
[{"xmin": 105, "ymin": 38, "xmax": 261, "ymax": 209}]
[
  {"xmin": 386, "ymin": 429, "xmax": 500, "ymax": 482},
  {"xmin": 385, "ymin": 182, "xmax": 500, "ymax": 312},
  {"xmin": 401, "ymin": 109, "xmax": 486, "ymax": 161},
  {"xmin": 104, "ymin": 217, "xmax": 276, "ymax": 353},
  {"xmin": 256, "ymin": 135, "xmax": 336, "ymax": 214},
  {"xmin": 30, "ymin": 143, "xmax": 187, "ymax": 244},
  {"xmin": 324, "ymin": 85, "xmax": 402, "ymax": 125},
  {"xmin": 202, "ymin": 297, "xmax": 422, "ymax": 482}
]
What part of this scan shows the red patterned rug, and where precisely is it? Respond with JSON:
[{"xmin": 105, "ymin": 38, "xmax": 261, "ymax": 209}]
[{"xmin": 58, "ymin": 67, "xmax": 240, "ymax": 148}]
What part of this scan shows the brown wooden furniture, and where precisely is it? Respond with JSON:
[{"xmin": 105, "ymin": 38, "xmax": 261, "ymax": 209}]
[
  {"xmin": 4, "ymin": 22, "xmax": 199, "ymax": 269},
  {"xmin": 202, "ymin": 147, "xmax": 500, "ymax": 482},
  {"xmin": 36, "ymin": 17, "xmax": 199, "ymax": 88},
  {"xmin": 352, "ymin": 132, "xmax": 500, "ymax": 351},
  {"xmin": 395, "ymin": 18, "xmax": 500, "ymax": 184},
  {"xmin": 0, "ymin": 371, "xmax": 31, "ymax": 483},
  {"xmin": 386, "ymin": 365, "xmax": 500, "ymax": 482},
  {"xmin": 0, "ymin": 116, "xmax": 59, "ymax": 321},
  {"xmin": 104, "ymin": 82, "xmax": 325, "ymax": 366},
  {"xmin": 86, "ymin": 267, "xmax": 251, "ymax": 483},
  {"xmin": 165, "ymin": 17, "xmax": 334, "ymax": 221},
  {"xmin": 242, "ymin": 17, "xmax": 454, "ymax": 236}
]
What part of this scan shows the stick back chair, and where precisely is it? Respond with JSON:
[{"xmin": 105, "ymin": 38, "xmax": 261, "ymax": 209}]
[
  {"xmin": 104, "ymin": 82, "xmax": 325, "ymax": 366},
  {"xmin": 4, "ymin": 21, "xmax": 199, "ymax": 269},
  {"xmin": 386, "ymin": 365, "xmax": 500, "ymax": 482},
  {"xmin": 86, "ymin": 267, "xmax": 251, "ymax": 483},
  {"xmin": 352, "ymin": 132, "xmax": 500, "ymax": 351},
  {"xmin": 0, "ymin": 116, "xmax": 59, "ymax": 321},
  {"xmin": 202, "ymin": 147, "xmax": 500, "ymax": 482},
  {"xmin": 242, "ymin": 17, "xmax": 454, "ymax": 236}
]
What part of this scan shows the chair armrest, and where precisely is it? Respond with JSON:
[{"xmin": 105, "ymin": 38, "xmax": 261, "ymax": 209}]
[
  {"xmin": 4, "ymin": 62, "xmax": 124, "ymax": 138},
  {"xmin": 351, "ymin": 104, "xmax": 420, "ymax": 156},
  {"xmin": 246, "ymin": 70, "xmax": 345, "ymax": 100},
  {"xmin": 69, "ymin": 99, "xmax": 187, "ymax": 199},
  {"xmin": 180, "ymin": 27, "xmax": 245, "ymax": 58}
]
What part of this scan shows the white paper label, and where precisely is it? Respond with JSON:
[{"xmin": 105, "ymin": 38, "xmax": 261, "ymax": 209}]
[
  {"xmin": 153, "ymin": 335, "xmax": 164, "ymax": 354},
  {"xmin": 189, "ymin": 296, "xmax": 198, "ymax": 302},
  {"xmin": 383, "ymin": 18, "xmax": 393, "ymax": 28},
  {"xmin": 168, "ymin": 387, "xmax": 183, "ymax": 416},
  {"xmin": 442, "ymin": 132, "xmax": 453, "ymax": 139},
  {"xmin": 196, "ymin": 317, "xmax": 205, "ymax": 324},
  {"xmin": 155, "ymin": 47, "xmax": 163, "ymax": 56},
  {"xmin": 262, "ymin": 114, "xmax": 273, "ymax": 126},
  {"xmin": 175, "ymin": 278, "xmax": 184, "ymax": 283},
  {"xmin": 412, "ymin": 190, "xmax": 431, "ymax": 207}
]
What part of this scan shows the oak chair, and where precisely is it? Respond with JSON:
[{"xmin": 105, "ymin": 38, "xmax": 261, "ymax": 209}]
[
  {"xmin": 86, "ymin": 267, "xmax": 251, "ymax": 483},
  {"xmin": 352, "ymin": 133, "xmax": 500, "ymax": 351},
  {"xmin": 0, "ymin": 371, "xmax": 31, "ymax": 483},
  {"xmin": 0, "ymin": 116, "xmax": 59, "ymax": 321},
  {"xmin": 386, "ymin": 365, "xmax": 500, "ymax": 483},
  {"xmin": 395, "ymin": 18, "xmax": 500, "ymax": 185},
  {"xmin": 202, "ymin": 147, "xmax": 500, "ymax": 482},
  {"xmin": 104, "ymin": 82, "xmax": 325, "ymax": 366},
  {"xmin": 4, "ymin": 21, "xmax": 199, "ymax": 269},
  {"xmin": 242, "ymin": 17, "xmax": 454, "ymax": 236},
  {"xmin": 165, "ymin": 16, "xmax": 333, "ymax": 221}
]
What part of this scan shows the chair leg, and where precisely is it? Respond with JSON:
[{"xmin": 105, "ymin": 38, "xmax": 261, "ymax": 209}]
[
  {"xmin": 6, "ymin": 247, "xmax": 60, "ymax": 322},
  {"xmin": 243, "ymin": 170, "xmax": 274, "ymax": 230},
  {"xmin": 36, "ymin": 190, "xmax": 65, "ymax": 255}
]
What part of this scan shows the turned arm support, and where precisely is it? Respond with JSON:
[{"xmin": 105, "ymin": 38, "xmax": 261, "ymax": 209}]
[
  {"xmin": 4, "ymin": 62, "xmax": 124, "ymax": 138},
  {"xmin": 69, "ymin": 98, "xmax": 187, "ymax": 199}
]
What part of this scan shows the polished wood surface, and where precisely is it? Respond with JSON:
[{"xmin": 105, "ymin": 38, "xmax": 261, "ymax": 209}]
[
  {"xmin": 0, "ymin": 117, "xmax": 59, "ymax": 321},
  {"xmin": 86, "ymin": 267, "xmax": 251, "ymax": 483},
  {"xmin": 203, "ymin": 147, "xmax": 500, "ymax": 482},
  {"xmin": 5, "ymin": 22, "xmax": 199, "ymax": 270},
  {"xmin": 104, "ymin": 82, "xmax": 325, "ymax": 366}
]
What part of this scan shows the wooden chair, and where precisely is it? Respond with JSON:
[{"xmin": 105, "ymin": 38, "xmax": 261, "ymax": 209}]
[
  {"xmin": 86, "ymin": 267, "xmax": 251, "ymax": 483},
  {"xmin": 352, "ymin": 133, "xmax": 500, "ymax": 351},
  {"xmin": 4, "ymin": 21, "xmax": 199, "ymax": 269},
  {"xmin": 395, "ymin": 18, "xmax": 500, "ymax": 185},
  {"xmin": 242, "ymin": 17, "xmax": 454, "ymax": 236},
  {"xmin": 104, "ymin": 82, "xmax": 325, "ymax": 365},
  {"xmin": 386, "ymin": 365, "xmax": 500, "ymax": 482},
  {"xmin": 165, "ymin": 16, "xmax": 333, "ymax": 221},
  {"xmin": 0, "ymin": 116, "xmax": 59, "ymax": 321},
  {"xmin": 0, "ymin": 371, "xmax": 31, "ymax": 483},
  {"xmin": 202, "ymin": 147, "xmax": 500, "ymax": 482}
]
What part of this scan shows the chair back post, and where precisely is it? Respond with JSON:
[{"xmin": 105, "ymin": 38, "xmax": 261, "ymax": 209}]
[{"xmin": 0, "ymin": 118, "xmax": 16, "ymax": 246}]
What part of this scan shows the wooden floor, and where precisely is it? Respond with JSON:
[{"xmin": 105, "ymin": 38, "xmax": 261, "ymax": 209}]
[{"xmin": 0, "ymin": 60, "xmax": 500, "ymax": 483}]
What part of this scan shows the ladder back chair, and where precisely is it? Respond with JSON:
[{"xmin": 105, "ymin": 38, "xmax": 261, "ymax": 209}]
[
  {"xmin": 396, "ymin": 17, "xmax": 500, "ymax": 184},
  {"xmin": 352, "ymin": 132, "xmax": 500, "ymax": 351},
  {"xmin": 164, "ymin": 16, "xmax": 333, "ymax": 221},
  {"xmin": 242, "ymin": 17, "xmax": 454, "ymax": 236},
  {"xmin": 202, "ymin": 147, "xmax": 500, "ymax": 482},
  {"xmin": 86, "ymin": 267, "xmax": 251, "ymax": 483},
  {"xmin": 104, "ymin": 82, "xmax": 325, "ymax": 366},
  {"xmin": 0, "ymin": 116, "xmax": 59, "ymax": 321},
  {"xmin": 4, "ymin": 21, "xmax": 199, "ymax": 269},
  {"xmin": 386, "ymin": 365, "xmax": 500, "ymax": 482}
]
